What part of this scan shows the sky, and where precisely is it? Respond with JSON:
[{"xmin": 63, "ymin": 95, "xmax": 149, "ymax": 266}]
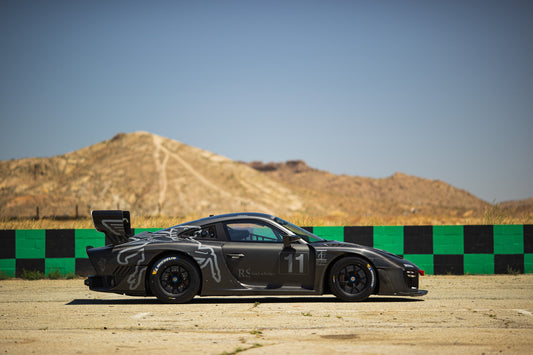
[{"xmin": 1, "ymin": 0, "xmax": 532, "ymax": 203}]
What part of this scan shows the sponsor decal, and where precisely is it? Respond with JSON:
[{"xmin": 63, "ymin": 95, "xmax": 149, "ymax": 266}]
[
  {"xmin": 238, "ymin": 268, "xmax": 251, "ymax": 278},
  {"xmin": 152, "ymin": 256, "xmax": 178, "ymax": 275},
  {"xmin": 316, "ymin": 250, "xmax": 327, "ymax": 265},
  {"xmin": 237, "ymin": 268, "xmax": 274, "ymax": 278},
  {"xmin": 367, "ymin": 263, "xmax": 376, "ymax": 288}
]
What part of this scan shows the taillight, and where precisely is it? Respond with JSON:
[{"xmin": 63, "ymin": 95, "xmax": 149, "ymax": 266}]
[{"xmin": 419, "ymin": 270, "xmax": 425, "ymax": 276}]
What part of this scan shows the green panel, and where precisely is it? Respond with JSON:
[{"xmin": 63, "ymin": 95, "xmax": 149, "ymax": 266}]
[
  {"xmin": 75, "ymin": 229, "xmax": 106, "ymax": 258},
  {"xmin": 403, "ymin": 254, "xmax": 434, "ymax": 275},
  {"xmin": 464, "ymin": 254, "xmax": 494, "ymax": 274},
  {"xmin": 433, "ymin": 225, "xmax": 464, "ymax": 254},
  {"xmin": 494, "ymin": 225, "xmax": 524, "ymax": 254},
  {"xmin": 134, "ymin": 228, "xmax": 161, "ymax": 234},
  {"xmin": 525, "ymin": 254, "xmax": 533, "ymax": 274},
  {"xmin": 0, "ymin": 259, "xmax": 16, "ymax": 277},
  {"xmin": 45, "ymin": 258, "xmax": 76, "ymax": 275},
  {"xmin": 312, "ymin": 226, "xmax": 344, "ymax": 242},
  {"xmin": 373, "ymin": 226, "xmax": 403, "ymax": 255},
  {"xmin": 16, "ymin": 229, "xmax": 45, "ymax": 259}
]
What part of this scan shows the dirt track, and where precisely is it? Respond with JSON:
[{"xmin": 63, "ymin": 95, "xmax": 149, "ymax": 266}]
[{"xmin": 1, "ymin": 275, "xmax": 533, "ymax": 354}]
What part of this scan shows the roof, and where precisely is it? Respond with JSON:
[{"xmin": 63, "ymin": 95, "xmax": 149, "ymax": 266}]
[{"xmin": 177, "ymin": 212, "xmax": 277, "ymax": 227}]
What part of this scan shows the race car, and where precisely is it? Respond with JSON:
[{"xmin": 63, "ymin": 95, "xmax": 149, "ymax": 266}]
[{"xmin": 85, "ymin": 210, "xmax": 427, "ymax": 303}]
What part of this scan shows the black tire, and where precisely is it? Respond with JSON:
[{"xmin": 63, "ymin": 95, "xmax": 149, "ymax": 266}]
[
  {"xmin": 329, "ymin": 256, "xmax": 377, "ymax": 302},
  {"xmin": 149, "ymin": 255, "xmax": 200, "ymax": 303}
]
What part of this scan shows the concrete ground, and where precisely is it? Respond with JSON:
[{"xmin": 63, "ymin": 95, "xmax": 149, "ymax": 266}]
[{"xmin": 1, "ymin": 275, "xmax": 532, "ymax": 354}]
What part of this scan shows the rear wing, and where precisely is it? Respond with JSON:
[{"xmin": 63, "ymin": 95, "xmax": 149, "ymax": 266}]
[{"xmin": 91, "ymin": 210, "xmax": 133, "ymax": 245}]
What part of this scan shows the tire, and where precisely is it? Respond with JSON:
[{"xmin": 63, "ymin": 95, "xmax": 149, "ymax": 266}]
[
  {"xmin": 329, "ymin": 256, "xmax": 376, "ymax": 302},
  {"xmin": 149, "ymin": 255, "xmax": 200, "ymax": 303}
]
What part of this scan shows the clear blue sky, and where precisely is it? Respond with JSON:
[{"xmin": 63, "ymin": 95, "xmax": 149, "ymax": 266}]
[{"xmin": 1, "ymin": 0, "xmax": 532, "ymax": 203}]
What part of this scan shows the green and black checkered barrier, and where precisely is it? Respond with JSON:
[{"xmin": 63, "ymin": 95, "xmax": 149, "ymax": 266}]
[
  {"xmin": 309, "ymin": 225, "xmax": 533, "ymax": 275},
  {"xmin": 1, "ymin": 225, "xmax": 532, "ymax": 277},
  {"xmin": 0, "ymin": 228, "xmax": 159, "ymax": 277}
]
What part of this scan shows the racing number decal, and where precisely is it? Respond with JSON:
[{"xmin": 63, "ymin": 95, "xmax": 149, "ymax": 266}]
[
  {"xmin": 284, "ymin": 253, "xmax": 304, "ymax": 273},
  {"xmin": 280, "ymin": 252, "xmax": 307, "ymax": 274}
]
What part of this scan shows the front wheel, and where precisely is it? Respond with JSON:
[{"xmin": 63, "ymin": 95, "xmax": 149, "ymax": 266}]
[
  {"xmin": 149, "ymin": 255, "xmax": 200, "ymax": 303},
  {"xmin": 329, "ymin": 256, "xmax": 376, "ymax": 301}
]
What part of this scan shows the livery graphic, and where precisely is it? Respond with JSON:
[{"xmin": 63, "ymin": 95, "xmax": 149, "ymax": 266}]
[
  {"xmin": 117, "ymin": 242, "xmax": 149, "ymax": 290},
  {"xmin": 188, "ymin": 238, "xmax": 221, "ymax": 283}
]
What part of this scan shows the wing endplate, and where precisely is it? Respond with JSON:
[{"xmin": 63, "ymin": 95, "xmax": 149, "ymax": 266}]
[{"xmin": 92, "ymin": 210, "xmax": 132, "ymax": 245}]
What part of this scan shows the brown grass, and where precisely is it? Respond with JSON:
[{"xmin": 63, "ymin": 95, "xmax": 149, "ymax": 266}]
[{"xmin": 1, "ymin": 207, "xmax": 530, "ymax": 230}]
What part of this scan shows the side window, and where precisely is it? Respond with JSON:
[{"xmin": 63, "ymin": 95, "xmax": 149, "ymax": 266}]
[
  {"xmin": 224, "ymin": 221, "xmax": 282, "ymax": 243},
  {"xmin": 181, "ymin": 225, "xmax": 217, "ymax": 239},
  {"xmin": 198, "ymin": 225, "xmax": 217, "ymax": 239}
]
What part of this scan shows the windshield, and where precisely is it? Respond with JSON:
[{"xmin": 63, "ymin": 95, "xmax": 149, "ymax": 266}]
[{"xmin": 274, "ymin": 217, "xmax": 325, "ymax": 243}]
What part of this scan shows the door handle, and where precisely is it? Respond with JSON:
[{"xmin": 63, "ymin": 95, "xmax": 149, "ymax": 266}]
[{"xmin": 226, "ymin": 253, "xmax": 245, "ymax": 259}]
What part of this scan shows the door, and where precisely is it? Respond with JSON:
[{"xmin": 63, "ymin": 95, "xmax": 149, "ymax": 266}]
[{"xmin": 221, "ymin": 220, "xmax": 314, "ymax": 288}]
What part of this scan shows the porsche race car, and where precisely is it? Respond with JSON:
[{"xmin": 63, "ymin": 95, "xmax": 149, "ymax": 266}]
[{"xmin": 85, "ymin": 211, "xmax": 427, "ymax": 303}]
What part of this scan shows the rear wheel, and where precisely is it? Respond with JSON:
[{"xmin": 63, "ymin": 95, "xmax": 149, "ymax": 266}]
[
  {"xmin": 149, "ymin": 256, "xmax": 200, "ymax": 303},
  {"xmin": 329, "ymin": 256, "xmax": 376, "ymax": 301}
]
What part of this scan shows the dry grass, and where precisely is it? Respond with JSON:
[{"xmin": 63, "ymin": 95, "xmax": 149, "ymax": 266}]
[{"xmin": 1, "ymin": 207, "xmax": 531, "ymax": 230}]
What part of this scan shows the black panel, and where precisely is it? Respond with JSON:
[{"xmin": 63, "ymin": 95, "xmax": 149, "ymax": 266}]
[
  {"xmin": 75, "ymin": 258, "xmax": 95, "ymax": 277},
  {"xmin": 404, "ymin": 226, "xmax": 433, "ymax": 254},
  {"xmin": 344, "ymin": 226, "xmax": 373, "ymax": 247},
  {"xmin": 16, "ymin": 258, "xmax": 45, "ymax": 277},
  {"xmin": 494, "ymin": 254, "xmax": 524, "ymax": 274},
  {"xmin": 524, "ymin": 225, "xmax": 533, "ymax": 254},
  {"xmin": 45, "ymin": 229, "xmax": 75, "ymax": 258},
  {"xmin": 302, "ymin": 226, "xmax": 313, "ymax": 233},
  {"xmin": 433, "ymin": 254, "xmax": 464, "ymax": 275},
  {"xmin": 0, "ymin": 230, "xmax": 16, "ymax": 259},
  {"xmin": 464, "ymin": 225, "xmax": 493, "ymax": 254}
]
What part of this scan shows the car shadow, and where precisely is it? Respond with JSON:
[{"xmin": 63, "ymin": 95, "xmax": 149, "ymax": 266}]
[{"xmin": 67, "ymin": 296, "xmax": 424, "ymax": 305}]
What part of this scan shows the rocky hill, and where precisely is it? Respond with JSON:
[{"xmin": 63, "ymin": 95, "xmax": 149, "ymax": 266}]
[
  {"xmin": 0, "ymin": 132, "xmax": 302, "ymax": 218},
  {"xmin": 245, "ymin": 160, "xmax": 489, "ymax": 219},
  {"xmin": 0, "ymin": 131, "xmax": 529, "ymax": 222}
]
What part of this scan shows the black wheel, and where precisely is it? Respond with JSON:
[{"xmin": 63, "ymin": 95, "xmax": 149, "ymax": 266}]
[
  {"xmin": 329, "ymin": 256, "xmax": 376, "ymax": 301},
  {"xmin": 149, "ymin": 255, "xmax": 200, "ymax": 303}
]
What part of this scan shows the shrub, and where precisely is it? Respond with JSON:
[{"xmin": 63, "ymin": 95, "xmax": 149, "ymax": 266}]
[
  {"xmin": 47, "ymin": 269, "xmax": 62, "ymax": 279},
  {"xmin": 20, "ymin": 269, "xmax": 45, "ymax": 280}
]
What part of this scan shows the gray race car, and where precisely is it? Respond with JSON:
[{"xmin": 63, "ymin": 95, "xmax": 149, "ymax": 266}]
[{"xmin": 85, "ymin": 211, "xmax": 427, "ymax": 303}]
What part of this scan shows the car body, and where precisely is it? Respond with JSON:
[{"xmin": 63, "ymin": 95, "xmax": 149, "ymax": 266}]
[{"xmin": 85, "ymin": 210, "xmax": 427, "ymax": 303}]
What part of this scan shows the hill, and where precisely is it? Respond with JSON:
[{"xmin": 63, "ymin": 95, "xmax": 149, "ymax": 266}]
[
  {"xmin": 1, "ymin": 132, "xmax": 530, "ymax": 224},
  {"xmin": 0, "ymin": 132, "xmax": 302, "ymax": 218},
  {"xmin": 245, "ymin": 160, "xmax": 490, "ymax": 222}
]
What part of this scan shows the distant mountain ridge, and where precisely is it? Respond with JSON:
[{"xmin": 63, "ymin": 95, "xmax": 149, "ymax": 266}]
[
  {"xmin": 244, "ymin": 160, "xmax": 489, "ymax": 218},
  {"xmin": 0, "ymin": 131, "xmax": 530, "ymax": 221}
]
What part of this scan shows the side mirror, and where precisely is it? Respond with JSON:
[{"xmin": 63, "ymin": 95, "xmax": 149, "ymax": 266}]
[{"xmin": 283, "ymin": 235, "xmax": 301, "ymax": 248}]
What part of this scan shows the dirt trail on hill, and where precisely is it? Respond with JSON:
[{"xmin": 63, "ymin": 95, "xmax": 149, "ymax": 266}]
[{"xmin": 1, "ymin": 275, "xmax": 532, "ymax": 354}]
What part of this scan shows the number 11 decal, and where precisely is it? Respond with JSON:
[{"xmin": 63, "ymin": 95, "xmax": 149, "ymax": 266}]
[{"xmin": 281, "ymin": 253, "xmax": 307, "ymax": 274}]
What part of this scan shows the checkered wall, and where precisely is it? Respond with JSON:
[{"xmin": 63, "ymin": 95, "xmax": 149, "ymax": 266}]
[
  {"xmin": 311, "ymin": 225, "xmax": 533, "ymax": 275},
  {"xmin": 0, "ymin": 225, "xmax": 532, "ymax": 276},
  {"xmin": 0, "ymin": 228, "xmax": 160, "ymax": 277}
]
